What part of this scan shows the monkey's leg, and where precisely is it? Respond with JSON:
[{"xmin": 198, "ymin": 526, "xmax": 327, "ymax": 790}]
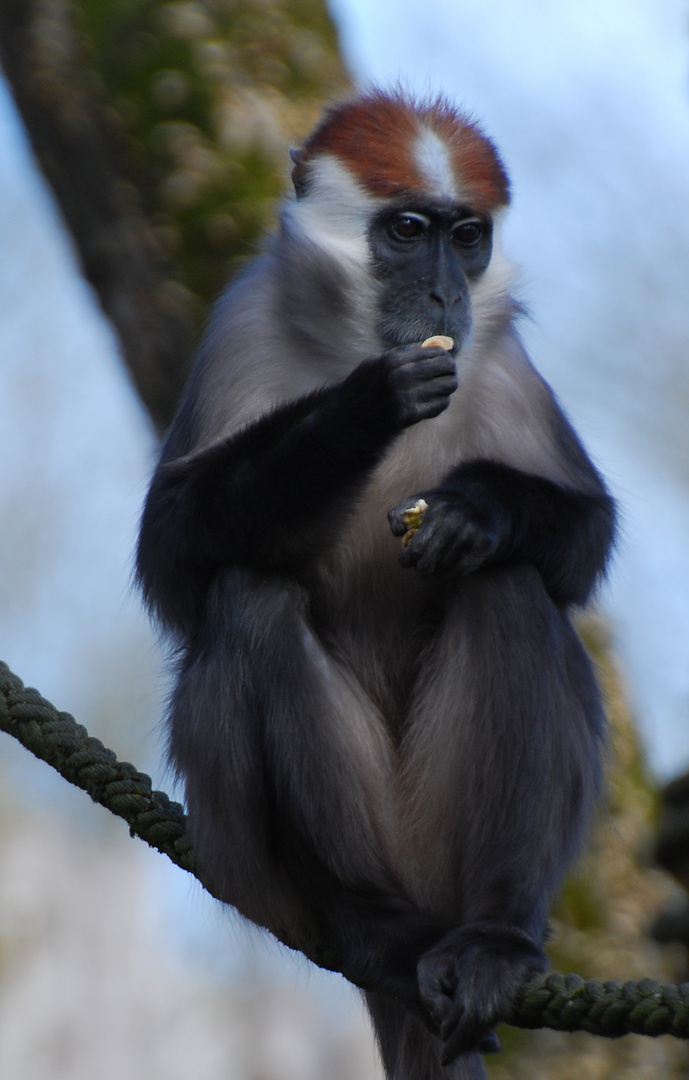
[
  {"xmin": 398, "ymin": 564, "xmax": 605, "ymax": 1061},
  {"xmin": 168, "ymin": 566, "xmax": 453, "ymax": 1006}
]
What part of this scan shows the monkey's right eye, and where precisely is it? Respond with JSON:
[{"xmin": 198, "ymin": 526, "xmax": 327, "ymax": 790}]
[{"xmin": 389, "ymin": 215, "xmax": 427, "ymax": 241}]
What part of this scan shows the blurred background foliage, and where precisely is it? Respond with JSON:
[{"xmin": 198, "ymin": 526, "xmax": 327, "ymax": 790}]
[
  {"xmin": 77, "ymin": 0, "xmax": 348, "ymax": 298},
  {"xmin": 1, "ymin": 1, "xmax": 689, "ymax": 1077}
]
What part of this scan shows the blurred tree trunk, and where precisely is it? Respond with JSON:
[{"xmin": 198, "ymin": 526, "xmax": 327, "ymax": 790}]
[
  {"xmin": 0, "ymin": 0, "xmax": 349, "ymax": 432},
  {"xmin": 0, "ymin": 0, "xmax": 193, "ymax": 432}
]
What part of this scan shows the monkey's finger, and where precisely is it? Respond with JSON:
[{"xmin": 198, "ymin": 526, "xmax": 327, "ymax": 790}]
[
  {"xmin": 398, "ymin": 537, "xmax": 423, "ymax": 567},
  {"xmin": 401, "ymin": 354, "xmax": 457, "ymax": 378},
  {"xmin": 440, "ymin": 1014, "xmax": 488, "ymax": 1066},
  {"xmin": 385, "ymin": 343, "xmax": 453, "ymax": 372},
  {"xmin": 388, "ymin": 498, "xmax": 427, "ymax": 536},
  {"xmin": 397, "ymin": 512, "xmax": 444, "ymax": 566},
  {"xmin": 417, "ymin": 985, "xmax": 454, "ymax": 1031},
  {"xmin": 438, "ymin": 1008, "xmax": 471, "ymax": 1063},
  {"xmin": 409, "ymin": 378, "xmax": 459, "ymax": 423},
  {"xmin": 409, "ymin": 396, "xmax": 454, "ymax": 423},
  {"xmin": 388, "ymin": 517, "xmax": 408, "ymax": 538},
  {"xmin": 413, "ymin": 375, "xmax": 458, "ymax": 401}
]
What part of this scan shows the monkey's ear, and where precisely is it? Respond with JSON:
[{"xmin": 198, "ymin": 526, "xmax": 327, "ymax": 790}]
[{"xmin": 290, "ymin": 148, "xmax": 310, "ymax": 199}]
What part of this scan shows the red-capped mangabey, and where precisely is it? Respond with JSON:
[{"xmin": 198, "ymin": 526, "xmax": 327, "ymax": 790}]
[{"xmin": 137, "ymin": 90, "xmax": 615, "ymax": 1079}]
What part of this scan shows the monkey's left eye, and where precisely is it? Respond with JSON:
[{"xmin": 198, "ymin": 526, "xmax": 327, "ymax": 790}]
[
  {"xmin": 389, "ymin": 215, "xmax": 427, "ymax": 241},
  {"xmin": 452, "ymin": 220, "xmax": 483, "ymax": 246}
]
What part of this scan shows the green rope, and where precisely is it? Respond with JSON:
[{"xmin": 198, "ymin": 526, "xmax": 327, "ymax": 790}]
[
  {"xmin": 512, "ymin": 972, "xmax": 689, "ymax": 1038},
  {"xmin": 1, "ymin": 659, "xmax": 688, "ymax": 1040}
]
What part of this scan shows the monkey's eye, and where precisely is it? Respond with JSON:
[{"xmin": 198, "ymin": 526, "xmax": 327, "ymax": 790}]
[
  {"xmin": 389, "ymin": 215, "xmax": 428, "ymax": 241},
  {"xmin": 452, "ymin": 219, "xmax": 483, "ymax": 246}
]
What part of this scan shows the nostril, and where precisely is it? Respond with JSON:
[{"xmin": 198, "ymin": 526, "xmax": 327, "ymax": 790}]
[{"xmin": 430, "ymin": 291, "xmax": 463, "ymax": 308}]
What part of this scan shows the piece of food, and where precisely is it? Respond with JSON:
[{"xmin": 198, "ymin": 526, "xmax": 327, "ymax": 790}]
[
  {"xmin": 401, "ymin": 498, "xmax": 428, "ymax": 547},
  {"xmin": 421, "ymin": 336, "xmax": 454, "ymax": 350}
]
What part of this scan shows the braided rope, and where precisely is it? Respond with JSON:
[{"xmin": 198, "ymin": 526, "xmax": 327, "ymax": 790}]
[
  {"xmin": 1, "ymin": 659, "xmax": 688, "ymax": 1039},
  {"xmin": 513, "ymin": 971, "xmax": 689, "ymax": 1038},
  {"xmin": 0, "ymin": 661, "xmax": 194, "ymax": 874}
]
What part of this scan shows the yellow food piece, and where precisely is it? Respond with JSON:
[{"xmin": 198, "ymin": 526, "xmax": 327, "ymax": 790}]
[
  {"xmin": 421, "ymin": 335, "xmax": 454, "ymax": 350},
  {"xmin": 401, "ymin": 498, "xmax": 428, "ymax": 547}
]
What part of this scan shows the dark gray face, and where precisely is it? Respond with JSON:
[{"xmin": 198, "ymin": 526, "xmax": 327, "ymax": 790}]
[{"xmin": 367, "ymin": 204, "xmax": 494, "ymax": 351}]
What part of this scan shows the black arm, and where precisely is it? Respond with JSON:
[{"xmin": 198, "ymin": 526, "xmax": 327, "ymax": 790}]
[{"xmin": 137, "ymin": 343, "xmax": 457, "ymax": 633}]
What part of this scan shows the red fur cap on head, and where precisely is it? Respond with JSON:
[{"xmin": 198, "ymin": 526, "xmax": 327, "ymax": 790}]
[{"xmin": 291, "ymin": 90, "xmax": 510, "ymax": 212}]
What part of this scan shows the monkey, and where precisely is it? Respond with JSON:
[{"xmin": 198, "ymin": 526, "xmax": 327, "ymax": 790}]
[{"xmin": 137, "ymin": 90, "xmax": 616, "ymax": 1080}]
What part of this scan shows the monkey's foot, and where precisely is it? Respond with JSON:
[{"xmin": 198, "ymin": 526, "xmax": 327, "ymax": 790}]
[{"xmin": 417, "ymin": 922, "xmax": 546, "ymax": 1064}]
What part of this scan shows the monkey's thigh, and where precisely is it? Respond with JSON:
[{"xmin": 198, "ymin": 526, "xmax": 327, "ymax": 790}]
[
  {"xmin": 170, "ymin": 566, "xmax": 395, "ymax": 933},
  {"xmin": 398, "ymin": 563, "xmax": 604, "ymax": 922}
]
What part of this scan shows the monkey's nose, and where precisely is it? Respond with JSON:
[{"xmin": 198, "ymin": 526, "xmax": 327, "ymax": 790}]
[{"xmin": 429, "ymin": 287, "xmax": 463, "ymax": 309}]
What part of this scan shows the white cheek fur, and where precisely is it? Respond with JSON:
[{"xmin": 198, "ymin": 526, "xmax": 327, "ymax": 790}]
[
  {"xmin": 470, "ymin": 212, "xmax": 517, "ymax": 339},
  {"xmin": 284, "ymin": 155, "xmax": 377, "ymax": 266}
]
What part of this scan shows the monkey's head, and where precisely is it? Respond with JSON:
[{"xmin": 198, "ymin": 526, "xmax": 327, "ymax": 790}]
[{"xmin": 286, "ymin": 90, "xmax": 513, "ymax": 354}]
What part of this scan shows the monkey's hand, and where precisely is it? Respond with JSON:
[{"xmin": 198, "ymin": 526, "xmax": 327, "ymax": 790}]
[
  {"xmin": 378, "ymin": 343, "xmax": 457, "ymax": 427},
  {"xmin": 388, "ymin": 482, "xmax": 511, "ymax": 577},
  {"xmin": 417, "ymin": 924, "xmax": 547, "ymax": 1064}
]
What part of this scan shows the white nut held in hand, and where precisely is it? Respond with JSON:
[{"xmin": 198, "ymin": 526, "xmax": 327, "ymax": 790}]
[{"xmin": 421, "ymin": 336, "xmax": 454, "ymax": 350}]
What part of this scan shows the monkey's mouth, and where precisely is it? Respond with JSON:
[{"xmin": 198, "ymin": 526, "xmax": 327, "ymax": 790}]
[
  {"xmin": 379, "ymin": 325, "xmax": 463, "ymax": 355},
  {"xmin": 377, "ymin": 312, "xmax": 469, "ymax": 355}
]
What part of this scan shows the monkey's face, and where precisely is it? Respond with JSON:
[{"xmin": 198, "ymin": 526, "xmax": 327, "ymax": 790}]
[{"xmin": 367, "ymin": 204, "xmax": 494, "ymax": 353}]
